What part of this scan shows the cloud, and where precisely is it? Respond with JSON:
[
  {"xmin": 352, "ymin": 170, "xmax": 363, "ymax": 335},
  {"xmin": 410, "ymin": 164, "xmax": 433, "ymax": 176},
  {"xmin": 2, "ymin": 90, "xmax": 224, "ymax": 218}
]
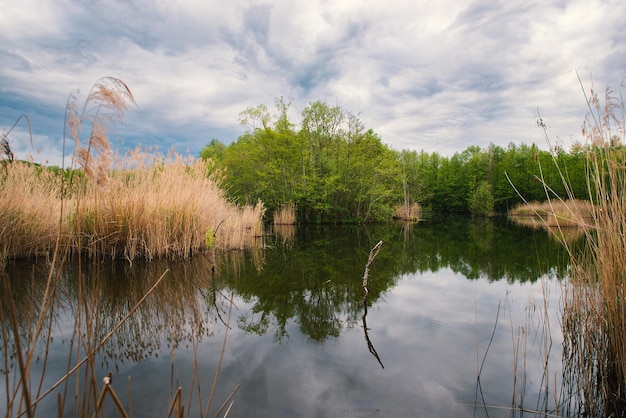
[{"xmin": 1, "ymin": 0, "xmax": 625, "ymax": 165}]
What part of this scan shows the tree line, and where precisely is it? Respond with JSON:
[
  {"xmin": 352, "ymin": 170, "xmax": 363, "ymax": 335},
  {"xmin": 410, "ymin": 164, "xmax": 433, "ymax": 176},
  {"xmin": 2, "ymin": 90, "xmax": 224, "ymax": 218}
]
[{"xmin": 200, "ymin": 99, "xmax": 602, "ymax": 223}]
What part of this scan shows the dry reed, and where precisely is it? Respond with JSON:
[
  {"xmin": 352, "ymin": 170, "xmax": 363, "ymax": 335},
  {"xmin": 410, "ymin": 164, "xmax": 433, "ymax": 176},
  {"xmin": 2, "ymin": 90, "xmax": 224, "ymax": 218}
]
[
  {"xmin": 0, "ymin": 153, "xmax": 265, "ymax": 263},
  {"xmin": 500, "ymin": 77, "xmax": 626, "ymax": 416},
  {"xmin": 508, "ymin": 199, "xmax": 593, "ymax": 244},
  {"xmin": 509, "ymin": 199, "xmax": 593, "ymax": 227},
  {"xmin": 393, "ymin": 202, "xmax": 421, "ymax": 221},
  {"xmin": 0, "ymin": 163, "xmax": 64, "ymax": 265},
  {"xmin": 1, "ymin": 77, "xmax": 249, "ymax": 417},
  {"xmin": 1, "ymin": 86, "xmax": 264, "ymax": 264},
  {"xmin": 273, "ymin": 202, "xmax": 297, "ymax": 225},
  {"xmin": 561, "ymin": 142, "xmax": 626, "ymax": 416},
  {"xmin": 74, "ymin": 150, "xmax": 264, "ymax": 260},
  {"xmin": 551, "ymin": 78, "xmax": 626, "ymax": 416}
]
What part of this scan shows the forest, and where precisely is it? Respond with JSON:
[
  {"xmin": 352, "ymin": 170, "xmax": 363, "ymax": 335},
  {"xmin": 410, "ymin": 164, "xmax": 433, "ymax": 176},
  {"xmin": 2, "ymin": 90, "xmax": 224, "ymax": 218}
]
[{"xmin": 200, "ymin": 98, "xmax": 605, "ymax": 223}]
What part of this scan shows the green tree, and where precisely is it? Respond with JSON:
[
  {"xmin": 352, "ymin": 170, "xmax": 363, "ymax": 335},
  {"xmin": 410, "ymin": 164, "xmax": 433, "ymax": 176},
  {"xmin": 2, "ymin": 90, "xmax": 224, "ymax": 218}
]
[
  {"xmin": 215, "ymin": 99, "xmax": 402, "ymax": 222},
  {"xmin": 468, "ymin": 181, "xmax": 494, "ymax": 217},
  {"xmin": 199, "ymin": 138, "xmax": 226, "ymax": 162},
  {"xmin": 221, "ymin": 99, "xmax": 303, "ymax": 212}
]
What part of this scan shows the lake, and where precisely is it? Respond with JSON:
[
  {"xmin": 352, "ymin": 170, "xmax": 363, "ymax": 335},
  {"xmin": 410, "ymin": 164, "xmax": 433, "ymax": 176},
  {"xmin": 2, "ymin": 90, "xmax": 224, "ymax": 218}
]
[{"xmin": 1, "ymin": 215, "xmax": 576, "ymax": 417}]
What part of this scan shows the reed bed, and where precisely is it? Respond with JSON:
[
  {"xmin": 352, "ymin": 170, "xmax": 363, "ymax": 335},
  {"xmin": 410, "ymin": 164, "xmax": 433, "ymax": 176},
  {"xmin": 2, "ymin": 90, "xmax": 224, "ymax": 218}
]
[
  {"xmin": 393, "ymin": 202, "xmax": 421, "ymax": 221},
  {"xmin": 1, "ymin": 77, "xmax": 264, "ymax": 265},
  {"xmin": 0, "ymin": 156, "xmax": 265, "ymax": 264},
  {"xmin": 508, "ymin": 199, "xmax": 592, "ymax": 244},
  {"xmin": 549, "ymin": 81, "xmax": 626, "ymax": 416},
  {"xmin": 73, "ymin": 152, "xmax": 265, "ymax": 260},
  {"xmin": 0, "ymin": 162, "xmax": 64, "ymax": 266},
  {"xmin": 1, "ymin": 77, "xmax": 257, "ymax": 417},
  {"xmin": 273, "ymin": 202, "xmax": 297, "ymax": 225},
  {"xmin": 560, "ymin": 142, "xmax": 626, "ymax": 416},
  {"xmin": 509, "ymin": 199, "xmax": 593, "ymax": 228}
]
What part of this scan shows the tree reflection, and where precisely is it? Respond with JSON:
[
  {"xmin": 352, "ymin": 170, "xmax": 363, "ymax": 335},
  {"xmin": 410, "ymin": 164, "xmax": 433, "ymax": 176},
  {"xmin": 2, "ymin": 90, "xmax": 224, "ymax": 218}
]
[
  {"xmin": 217, "ymin": 216, "xmax": 577, "ymax": 343},
  {"xmin": 1, "ymin": 215, "xmax": 579, "ymax": 369}
]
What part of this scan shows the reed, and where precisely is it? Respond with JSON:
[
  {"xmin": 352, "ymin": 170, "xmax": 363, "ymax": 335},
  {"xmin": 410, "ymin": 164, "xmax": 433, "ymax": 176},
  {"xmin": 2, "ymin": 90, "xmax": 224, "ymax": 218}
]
[
  {"xmin": 68, "ymin": 151, "xmax": 265, "ymax": 260},
  {"xmin": 0, "ymin": 153, "xmax": 265, "ymax": 264},
  {"xmin": 0, "ymin": 162, "xmax": 64, "ymax": 265},
  {"xmin": 1, "ymin": 77, "xmax": 255, "ymax": 417},
  {"xmin": 393, "ymin": 202, "xmax": 421, "ymax": 221},
  {"xmin": 0, "ymin": 82, "xmax": 264, "ymax": 264},
  {"xmin": 561, "ymin": 144, "xmax": 626, "ymax": 416},
  {"xmin": 509, "ymin": 199, "xmax": 593, "ymax": 227},
  {"xmin": 550, "ymin": 80, "xmax": 626, "ymax": 416},
  {"xmin": 273, "ymin": 202, "xmax": 297, "ymax": 225},
  {"xmin": 508, "ymin": 199, "xmax": 593, "ymax": 244}
]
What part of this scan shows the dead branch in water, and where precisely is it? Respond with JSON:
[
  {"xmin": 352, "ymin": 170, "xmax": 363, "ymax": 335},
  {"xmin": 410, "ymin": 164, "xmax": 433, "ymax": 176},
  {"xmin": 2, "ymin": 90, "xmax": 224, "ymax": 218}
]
[
  {"xmin": 362, "ymin": 240, "xmax": 383, "ymax": 302},
  {"xmin": 362, "ymin": 303, "xmax": 384, "ymax": 369},
  {"xmin": 361, "ymin": 240, "xmax": 384, "ymax": 368}
]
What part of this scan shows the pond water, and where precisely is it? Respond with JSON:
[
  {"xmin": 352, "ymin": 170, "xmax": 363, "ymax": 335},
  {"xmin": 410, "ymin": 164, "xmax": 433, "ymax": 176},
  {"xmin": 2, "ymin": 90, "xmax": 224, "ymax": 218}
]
[{"xmin": 1, "ymin": 215, "xmax": 576, "ymax": 417}]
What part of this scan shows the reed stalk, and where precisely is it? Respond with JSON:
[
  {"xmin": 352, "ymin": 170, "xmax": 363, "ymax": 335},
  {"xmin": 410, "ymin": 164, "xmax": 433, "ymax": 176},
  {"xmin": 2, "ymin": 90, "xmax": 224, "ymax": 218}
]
[
  {"xmin": 1, "ymin": 77, "xmax": 252, "ymax": 417},
  {"xmin": 393, "ymin": 202, "xmax": 421, "ymax": 221},
  {"xmin": 534, "ymin": 77, "xmax": 626, "ymax": 416},
  {"xmin": 273, "ymin": 202, "xmax": 296, "ymax": 225}
]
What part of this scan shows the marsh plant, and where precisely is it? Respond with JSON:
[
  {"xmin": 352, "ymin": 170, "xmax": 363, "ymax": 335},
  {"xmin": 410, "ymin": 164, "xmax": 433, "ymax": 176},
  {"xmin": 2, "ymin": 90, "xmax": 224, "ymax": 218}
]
[
  {"xmin": 559, "ymin": 83, "xmax": 626, "ymax": 417},
  {"xmin": 525, "ymin": 79, "xmax": 626, "ymax": 416},
  {"xmin": 273, "ymin": 201, "xmax": 297, "ymax": 225},
  {"xmin": 0, "ymin": 77, "xmax": 262, "ymax": 417},
  {"xmin": 0, "ymin": 77, "xmax": 265, "ymax": 265}
]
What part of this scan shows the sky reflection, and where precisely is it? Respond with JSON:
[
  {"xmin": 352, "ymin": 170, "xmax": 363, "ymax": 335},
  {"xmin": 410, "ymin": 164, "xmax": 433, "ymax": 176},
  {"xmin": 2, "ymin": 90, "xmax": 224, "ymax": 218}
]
[
  {"xmin": 176, "ymin": 268, "xmax": 564, "ymax": 417},
  {"xmin": 1, "ymin": 221, "xmax": 567, "ymax": 417}
]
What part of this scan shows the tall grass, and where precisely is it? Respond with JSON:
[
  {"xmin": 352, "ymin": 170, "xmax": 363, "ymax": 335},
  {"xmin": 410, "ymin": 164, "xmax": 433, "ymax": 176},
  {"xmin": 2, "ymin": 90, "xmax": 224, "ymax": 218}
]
[
  {"xmin": 393, "ymin": 202, "xmax": 421, "ymax": 221},
  {"xmin": 273, "ymin": 202, "xmax": 296, "ymax": 225},
  {"xmin": 0, "ymin": 151, "xmax": 265, "ymax": 264},
  {"xmin": 536, "ymin": 79, "xmax": 626, "ymax": 416},
  {"xmin": 73, "ymin": 151, "xmax": 265, "ymax": 260},
  {"xmin": 561, "ymin": 149, "xmax": 626, "ymax": 415},
  {"xmin": 0, "ymin": 163, "xmax": 64, "ymax": 265},
  {"xmin": 508, "ymin": 199, "xmax": 591, "ymax": 244},
  {"xmin": 509, "ymin": 199, "xmax": 593, "ymax": 228},
  {"xmin": 0, "ymin": 79, "xmax": 264, "ymax": 265},
  {"xmin": 0, "ymin": 77, "xmax": 260, "ymax": 417}
]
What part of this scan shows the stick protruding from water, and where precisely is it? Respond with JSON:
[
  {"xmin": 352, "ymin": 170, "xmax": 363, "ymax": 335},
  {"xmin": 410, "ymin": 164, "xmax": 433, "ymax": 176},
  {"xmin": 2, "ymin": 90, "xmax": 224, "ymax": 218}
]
[{"xmin": 362, "ymin": 240, "xmax": 383, "ymax": 301}]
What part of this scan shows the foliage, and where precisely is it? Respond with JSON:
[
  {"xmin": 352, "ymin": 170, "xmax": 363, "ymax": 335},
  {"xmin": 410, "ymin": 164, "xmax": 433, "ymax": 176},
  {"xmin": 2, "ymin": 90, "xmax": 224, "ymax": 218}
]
[
  {"xmin": 203, "ymin": 96, "xmax": 616, "ymax": 222},
  {"xmin": 214, "ymin": 218, "xmax": 572, "ymax": 343},
  {"xmin": 199, "ymin": 138, "xmax": 226, "ymax": 161},
  {"xmin": 468, "ymin": 181, "xmax": 494, "ymax": 217},
  {"xmin": 206, "ymin": 100, "xmax": 401, "ymax": 223}
]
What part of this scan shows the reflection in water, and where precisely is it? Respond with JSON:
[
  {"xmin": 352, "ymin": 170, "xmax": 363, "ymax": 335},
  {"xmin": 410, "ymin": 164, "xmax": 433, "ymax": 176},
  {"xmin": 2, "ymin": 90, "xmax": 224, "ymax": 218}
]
[
  {"xmin": 1, "ymin": 215, "xmax": 577, "ymax": 417},
  {"xmin": 1, "ymin": 254, "xmax": 230, "ymax": 417},
  {"xmin": 215, "ymin": 216, "xmax": 575, "ymax": 344},
  {"xmin": 361, "ymin": 303, "xmax": 384, "ymax": 369},
  {"xmin": 65, "ymin": 255, "xmax": 220, "ymax": 366}
]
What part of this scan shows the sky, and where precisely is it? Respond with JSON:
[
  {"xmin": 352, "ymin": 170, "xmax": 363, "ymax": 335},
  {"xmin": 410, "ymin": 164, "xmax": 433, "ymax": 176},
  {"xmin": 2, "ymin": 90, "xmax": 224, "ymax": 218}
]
[{"xmin": 1, "ymin": 0, "xmax": 625, "ymax": 166}]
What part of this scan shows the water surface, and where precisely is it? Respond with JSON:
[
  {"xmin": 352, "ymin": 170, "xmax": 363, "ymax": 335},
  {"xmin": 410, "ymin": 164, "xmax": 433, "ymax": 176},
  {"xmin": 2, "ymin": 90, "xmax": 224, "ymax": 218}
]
[{"xmin": 1, "ymin": 215, "xmax": 574, "ymax": 417}]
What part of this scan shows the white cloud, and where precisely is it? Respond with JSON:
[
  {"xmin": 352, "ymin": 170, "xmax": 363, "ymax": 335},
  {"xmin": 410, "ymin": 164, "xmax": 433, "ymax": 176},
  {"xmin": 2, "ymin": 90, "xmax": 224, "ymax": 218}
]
[{"xmin": 1, "ymin": 0, "xmax": 625, "ymax": 162}]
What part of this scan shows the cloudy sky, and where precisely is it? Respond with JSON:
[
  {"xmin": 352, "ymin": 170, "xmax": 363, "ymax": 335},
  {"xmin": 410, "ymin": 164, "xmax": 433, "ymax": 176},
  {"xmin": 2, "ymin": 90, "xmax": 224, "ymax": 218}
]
[{"xmin": 1, "ymin": 0, "xmax": 625, "ymax": 166}]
